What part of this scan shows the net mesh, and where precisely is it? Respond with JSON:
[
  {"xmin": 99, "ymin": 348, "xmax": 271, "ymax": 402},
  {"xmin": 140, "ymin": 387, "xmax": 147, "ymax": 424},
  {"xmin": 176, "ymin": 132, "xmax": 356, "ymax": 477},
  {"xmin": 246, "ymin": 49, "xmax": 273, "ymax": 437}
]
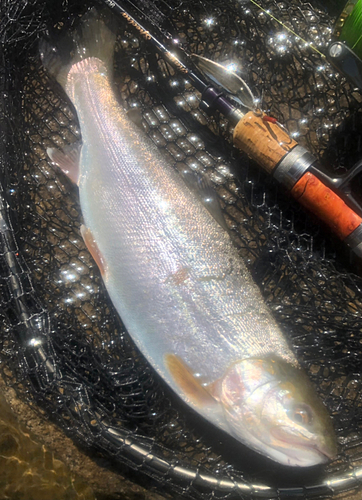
[{"xmin": 1, "ymin": 0, "xmax": 362, "ymax": 498}]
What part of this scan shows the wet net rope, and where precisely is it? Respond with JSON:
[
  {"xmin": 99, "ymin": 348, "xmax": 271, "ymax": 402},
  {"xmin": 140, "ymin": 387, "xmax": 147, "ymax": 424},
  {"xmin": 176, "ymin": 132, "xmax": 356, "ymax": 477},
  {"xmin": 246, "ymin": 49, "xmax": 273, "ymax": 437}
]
[{"xmin": 1, "ymin": 0, "xmax": 362, "ymax": 498}]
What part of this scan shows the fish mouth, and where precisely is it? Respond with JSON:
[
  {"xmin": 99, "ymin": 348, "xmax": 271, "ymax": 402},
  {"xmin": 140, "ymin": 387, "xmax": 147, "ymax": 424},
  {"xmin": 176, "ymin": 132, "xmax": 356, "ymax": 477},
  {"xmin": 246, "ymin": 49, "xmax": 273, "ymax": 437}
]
[
  {"xmin": 290, "ymin": 446, "xmax": 334, "ymax": 465},
  {"xmin": 271, "ymin": 426, "xmax": 336, "ymax": 465}
]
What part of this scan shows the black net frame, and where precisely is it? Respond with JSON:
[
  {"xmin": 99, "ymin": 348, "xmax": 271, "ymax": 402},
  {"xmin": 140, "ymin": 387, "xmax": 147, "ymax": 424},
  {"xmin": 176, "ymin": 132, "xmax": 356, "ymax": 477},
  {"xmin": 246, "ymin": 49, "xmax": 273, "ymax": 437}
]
[{"xmin": 1, "ymin": 0, "xmax": 362, "ymax": 498}]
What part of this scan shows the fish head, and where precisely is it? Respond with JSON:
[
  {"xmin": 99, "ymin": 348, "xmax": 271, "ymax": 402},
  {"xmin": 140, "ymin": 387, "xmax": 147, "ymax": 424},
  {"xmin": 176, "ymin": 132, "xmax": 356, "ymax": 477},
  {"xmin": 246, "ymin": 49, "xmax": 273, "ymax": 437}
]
[{"xmin": 217, "ymin": 357, "xmax": 337, "ymax": 466}]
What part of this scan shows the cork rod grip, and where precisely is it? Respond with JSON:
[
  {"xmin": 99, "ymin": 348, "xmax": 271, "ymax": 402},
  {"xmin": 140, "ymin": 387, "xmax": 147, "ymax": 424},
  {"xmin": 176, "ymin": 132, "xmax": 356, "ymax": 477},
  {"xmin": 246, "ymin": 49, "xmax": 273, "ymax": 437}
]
[
  {"xmin": 233, "ymin": 111, "xmax": 362, "ymax": 241},
  {"xmin": 233, "ymin": 111, "xmax": 297, "ymax": 174},
  {"xmin": 291, "ymin": 172, "xmax": 362, "ymax": 240}
]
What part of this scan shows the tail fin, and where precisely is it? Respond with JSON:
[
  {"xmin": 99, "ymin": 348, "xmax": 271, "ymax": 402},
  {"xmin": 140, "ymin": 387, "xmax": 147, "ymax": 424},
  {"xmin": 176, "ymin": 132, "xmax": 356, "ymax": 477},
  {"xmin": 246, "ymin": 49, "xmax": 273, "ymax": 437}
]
[{"xmin": 40, "ymin": 8, "xmax": 116, "ymax": 89}]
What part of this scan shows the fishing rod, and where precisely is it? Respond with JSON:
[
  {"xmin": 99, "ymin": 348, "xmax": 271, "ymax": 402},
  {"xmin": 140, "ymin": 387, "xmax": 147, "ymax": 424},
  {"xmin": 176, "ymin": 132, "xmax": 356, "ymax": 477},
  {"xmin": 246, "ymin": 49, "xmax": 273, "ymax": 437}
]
[
  {"xmin": 100, "ymin": 0, "xmax": 362, "ymax": 258},
  {"xmin": 327, "ymin": 0, "xmax": 362, "ymax": 89}
]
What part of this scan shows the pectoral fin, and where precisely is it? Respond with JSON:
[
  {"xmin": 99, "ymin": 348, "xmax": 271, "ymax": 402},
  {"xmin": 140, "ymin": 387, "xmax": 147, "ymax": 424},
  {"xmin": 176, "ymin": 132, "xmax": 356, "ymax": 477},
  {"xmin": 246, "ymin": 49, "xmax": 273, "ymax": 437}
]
[
  {"xmin": 80, "ymin": 225, "xmax": 106, "ymax": 276},
  {"xmin": 47, "ymin": 141, "xmax": 82, "ymax": 184},
  {"xmin": 165, "ymin": 354, "xmax": 216, "ymax": 407}
]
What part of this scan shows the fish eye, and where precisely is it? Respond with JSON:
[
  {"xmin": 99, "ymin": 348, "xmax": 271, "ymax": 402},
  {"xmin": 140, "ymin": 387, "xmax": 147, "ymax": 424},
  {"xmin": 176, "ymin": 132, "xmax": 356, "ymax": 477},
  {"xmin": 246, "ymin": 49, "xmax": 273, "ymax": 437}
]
[{"xmin": 289, "ymin": 404, "xmax": 313, "ymax": 426}]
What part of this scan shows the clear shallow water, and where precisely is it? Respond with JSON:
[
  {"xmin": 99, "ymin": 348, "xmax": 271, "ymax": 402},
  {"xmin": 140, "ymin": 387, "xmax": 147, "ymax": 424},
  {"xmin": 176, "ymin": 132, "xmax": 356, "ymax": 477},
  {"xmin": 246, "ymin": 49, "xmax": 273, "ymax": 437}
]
[{"xmin": 0, "ymin": 392, "xmax": 95, "ymax": 500}]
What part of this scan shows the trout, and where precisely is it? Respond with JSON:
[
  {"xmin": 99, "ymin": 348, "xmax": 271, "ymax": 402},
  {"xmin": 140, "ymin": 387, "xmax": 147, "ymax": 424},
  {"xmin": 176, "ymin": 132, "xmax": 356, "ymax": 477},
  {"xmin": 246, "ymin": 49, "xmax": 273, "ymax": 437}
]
[{"xmin": 40, "ymin": 10, "xmax": 337, "ymax": 466}]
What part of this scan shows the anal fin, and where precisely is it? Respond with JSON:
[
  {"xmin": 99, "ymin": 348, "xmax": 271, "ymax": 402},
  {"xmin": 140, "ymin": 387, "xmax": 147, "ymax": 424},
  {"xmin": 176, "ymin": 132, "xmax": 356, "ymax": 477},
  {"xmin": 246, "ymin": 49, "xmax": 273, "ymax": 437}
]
[
  {"xmin": 80, "ymin": 225, "xmax": 106, "ymax": 276},
  {"xmin": 165, "ymin": 354, "xmax": 216, "ymax": 407},
  {"xmin": 47, "ymin": 141, "xmax": 82, "ymax": 184}
]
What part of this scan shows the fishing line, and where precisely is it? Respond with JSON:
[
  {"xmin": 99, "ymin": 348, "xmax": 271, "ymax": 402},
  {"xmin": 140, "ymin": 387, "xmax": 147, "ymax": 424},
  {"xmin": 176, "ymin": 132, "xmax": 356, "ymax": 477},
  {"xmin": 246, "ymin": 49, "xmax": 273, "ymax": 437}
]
[{"xmin": 247, "ymin": 0, "xmax": 326, "ymax": 57}]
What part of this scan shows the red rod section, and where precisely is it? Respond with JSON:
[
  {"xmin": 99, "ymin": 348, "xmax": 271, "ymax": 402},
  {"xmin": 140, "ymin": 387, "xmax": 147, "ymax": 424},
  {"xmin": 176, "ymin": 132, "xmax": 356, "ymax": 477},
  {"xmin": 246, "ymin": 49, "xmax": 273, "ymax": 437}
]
[{"xmin": 291, "ymin": 172, "xmax": 362, "ymax": 240}]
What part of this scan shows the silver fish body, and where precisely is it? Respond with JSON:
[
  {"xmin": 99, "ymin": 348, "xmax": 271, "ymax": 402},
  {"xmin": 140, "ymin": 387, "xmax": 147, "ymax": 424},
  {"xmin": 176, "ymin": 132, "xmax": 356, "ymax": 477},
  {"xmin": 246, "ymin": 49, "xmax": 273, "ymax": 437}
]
[
  {"xmin": 42, "ymin": 11, "xmax": 337, "ymax": 466},
  {"xmin": 75, "ymin": 60, "xmax": 295, "ymax": 380}
]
